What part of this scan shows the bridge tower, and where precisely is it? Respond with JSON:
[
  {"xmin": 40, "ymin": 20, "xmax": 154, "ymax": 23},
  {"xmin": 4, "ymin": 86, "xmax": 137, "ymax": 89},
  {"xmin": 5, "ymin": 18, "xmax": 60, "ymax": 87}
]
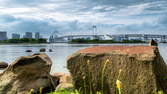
[
  {"xmin": 124, "ymin": 35, "xmax": 129, "ymax": 40},
  {"xmin": 161, "ymin": 35, "xmax": 166, "ymax": 43},
  {"xmin": 92, "ymin": 25, "xmax": 97, "ymax": 40},
  {"xmin": 49, "ymin": 30, "xmax": 62, "ymax": 43},
  {"xmin": 143, "ymin": 35, "xmax": 148, "ymax": 42}
]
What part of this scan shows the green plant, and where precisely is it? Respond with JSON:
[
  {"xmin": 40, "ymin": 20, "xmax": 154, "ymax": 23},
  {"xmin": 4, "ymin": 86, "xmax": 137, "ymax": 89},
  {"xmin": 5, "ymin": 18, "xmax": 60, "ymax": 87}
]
[
  {"xmin": 96, "ymin": 91, "xmax": 102, "ymax": 94},
  {"xmin": 83, "ymin": 76, "xmax": 87, "ymax": 94},
  {"xmin": 87, "ymin": 60, "xmax": 93, "ymax": 94},
  {"xmin": 157, "ymin": 90, "xmax": 165, "ymax": 94},
  {"xmin": 39, "ymin": 87, "xmax": 43, "ymax": 94},
  {"xmin": 28, "ymin": 89, "xmax": 34, "ymax": 94},
  {"xmin": 47, "ymin": 89, "xmax": 104, "ymax": 94},
  {"xmin": 84, "ymin": 59, "xmax": 110, "ymax": 94},
  {"xmin": 101, "ymin": 59, "xmax": 109, "ymax": 94},
  {"xmin": 116, "ymin": 69, "xmax": 123, "ymax": 94},
  {"xmin": 47, "ymin": 89, "xmax": 80, "ymax": 94}
]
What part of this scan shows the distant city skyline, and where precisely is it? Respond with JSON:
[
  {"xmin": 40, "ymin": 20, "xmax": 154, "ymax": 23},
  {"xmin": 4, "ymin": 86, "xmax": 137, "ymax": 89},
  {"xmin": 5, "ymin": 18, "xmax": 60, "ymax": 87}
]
[
  {"xmin": 0, "ymin": 0, "xmax": 167, "ymax": 37},
  {"xmin": 12, "ymin": 33, "xmax": 20, "ymax": 39},
  {"xmin": 0, "ymin": 31, "xmax": 43, "ymax": 39}
]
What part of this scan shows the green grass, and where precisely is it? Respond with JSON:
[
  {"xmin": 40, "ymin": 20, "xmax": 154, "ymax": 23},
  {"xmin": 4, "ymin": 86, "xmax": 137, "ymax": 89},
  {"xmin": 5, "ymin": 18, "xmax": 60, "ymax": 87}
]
[
  {"xmin": 87, "ymin": 60, "xmax": 93, "ymax": 94},
  {"xmin": 46, "ymin": 59, "xmax": 116, "ymax": 94},
  {"xmin": 157, "ymin": 90, "xmax": 165, "ymax": 94},
  {"xmin": 47, "ymin": 90, "xmax": 103, "ymax": 94},
  {"xmin": 116, "ymin": 70, "xmax": 123, "ymax": 94},
  {"xmin": 47, "ymin": 90, "xmax": 80, "ymax": 94},
  {"xmin": 101, "ymin": 59, "xmax": 109, "ymax": 94}
]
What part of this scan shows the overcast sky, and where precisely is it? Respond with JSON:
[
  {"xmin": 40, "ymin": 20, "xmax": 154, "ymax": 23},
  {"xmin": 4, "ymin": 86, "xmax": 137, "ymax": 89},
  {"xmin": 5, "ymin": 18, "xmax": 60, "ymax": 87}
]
[{"xmin": 0, "ymin": 0, "xmax": 167, "ymax": 38}]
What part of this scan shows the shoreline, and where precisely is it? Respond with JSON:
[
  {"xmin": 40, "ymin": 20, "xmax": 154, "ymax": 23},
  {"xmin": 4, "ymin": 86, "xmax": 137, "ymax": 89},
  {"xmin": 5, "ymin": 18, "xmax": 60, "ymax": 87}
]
[{"xmin": 0, "ymin": 42, "xmax": 151, "ymax": 45}]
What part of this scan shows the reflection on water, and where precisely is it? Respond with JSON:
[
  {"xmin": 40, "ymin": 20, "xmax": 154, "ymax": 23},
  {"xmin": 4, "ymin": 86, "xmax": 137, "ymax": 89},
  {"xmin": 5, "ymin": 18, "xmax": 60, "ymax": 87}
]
[{"xmin": 0, "ymin": 43, "xmax": 166, "ymax": 73}]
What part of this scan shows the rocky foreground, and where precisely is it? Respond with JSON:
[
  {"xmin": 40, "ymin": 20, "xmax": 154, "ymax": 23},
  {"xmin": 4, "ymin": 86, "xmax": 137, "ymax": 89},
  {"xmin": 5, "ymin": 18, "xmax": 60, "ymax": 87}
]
[
  {"xmin": 0, "ymin": 45, "xmax": 167, "ymax": 94},
  {"xmin": 67, "ymin": 46, "xmax": 167, "ymax": 94},
  {"xmin": 0, "ymin": 54, "xmax": 71, "ymax": 94}
]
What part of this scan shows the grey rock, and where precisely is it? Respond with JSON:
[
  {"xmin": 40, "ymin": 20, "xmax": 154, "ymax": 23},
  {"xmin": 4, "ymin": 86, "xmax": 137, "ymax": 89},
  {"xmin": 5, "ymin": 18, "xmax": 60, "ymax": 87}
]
[
  {"xmin": 0, "ymin": 62, "xmax": 8, "ymax": 69},
  {"xmin": 39, "ymin": 48, "xmax": 46, "ymax": 52},
  {"xmin": 149, "ymin": 39, "xmax": 158, "ymax": 46},
  {"xmin": 25, "ymin": 50, "xmax": 32, "ymax": 52},
  {"xmin": 0, "ymin": 54, "xmax": 59, "ymax": 94}
]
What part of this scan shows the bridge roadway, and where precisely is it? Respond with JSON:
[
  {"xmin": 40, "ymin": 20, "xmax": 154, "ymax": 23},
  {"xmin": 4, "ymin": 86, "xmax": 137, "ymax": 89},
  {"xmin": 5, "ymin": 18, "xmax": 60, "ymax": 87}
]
[
  {"xmin": 107, "ymin": 34, "xmax": 167, "ymax": 42},
  {"xmin": 55, "ymin": 34, "xmax": 167, "ymax": 42},
  {"xmin": 57, "ymin": 34, "xmax": 104, "ymax": 38},
  {"xmin": 107, "ymin": 34, "xmax": 167, "ymax": 38}
]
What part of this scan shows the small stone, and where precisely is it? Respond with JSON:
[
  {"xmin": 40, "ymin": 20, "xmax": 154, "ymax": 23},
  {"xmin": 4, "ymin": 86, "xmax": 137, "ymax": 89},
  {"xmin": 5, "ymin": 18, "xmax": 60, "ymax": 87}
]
[
  {"xmin": 0, "ymin": 61, "xmax": 8, "ymax": 69},
  {"xmin": 25, "ymin": 50, "xmax": 32, "ymax": 52},
  {"xmin": 49, "ymin": 49, "xmax": 53, "ymax": 52},
  {"xmin": 39, "ymin": 48, "xmax": 46, "ymax": 52},
  {"xmin": 149, "ymin": 39, "xmax": 158, "ymax": 46},
  {"xmin": 33, "ymin": 53, "xmax": 40, "ymax": 55}
]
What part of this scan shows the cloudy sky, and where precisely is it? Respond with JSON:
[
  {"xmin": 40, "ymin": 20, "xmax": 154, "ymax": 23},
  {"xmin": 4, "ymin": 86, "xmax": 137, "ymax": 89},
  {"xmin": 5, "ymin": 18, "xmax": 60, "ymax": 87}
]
[{"xmin": 0, "ymin": 0, "xmax": 167, "ymax": 38}]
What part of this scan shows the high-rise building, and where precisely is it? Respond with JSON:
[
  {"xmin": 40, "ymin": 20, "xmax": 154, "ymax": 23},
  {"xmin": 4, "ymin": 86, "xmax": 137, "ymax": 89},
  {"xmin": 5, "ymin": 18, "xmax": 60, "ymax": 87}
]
[
  {"xmin": 49, "ymin": 35, "xmax": 54, "ymax": 43},
  {"xmin": 35, "ymin": 32, "xmax": 40, "ymax": 39},
  {"xmin": 24, "ymin": 32, "xmax": 32, "ymax": 38},
  {"xmin": 12, "ymin": 33, "xmax": 20, "ymax": 39},
  {"xmin": 0, "ymin": 31, "xmax": 7, "ymax": 40}
]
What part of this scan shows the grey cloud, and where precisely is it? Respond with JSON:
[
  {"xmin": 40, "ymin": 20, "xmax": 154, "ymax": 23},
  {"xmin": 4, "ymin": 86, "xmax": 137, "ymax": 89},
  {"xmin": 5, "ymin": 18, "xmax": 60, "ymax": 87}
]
[
  {"xmin": 0, "ymin": 0, "xmax": 167, "ymax": 36},
  {"xmin": 159, "ymin": 15, "xmax": 167, "ymax": 26},
  {"xmin": 0, "ymin": 14, "xmax": 17, "ymax": 23},
  {"xmin": 112, "ymin": 17, "xmax": 167, "ymax": 34},
  {"xmin": 89, "ymin": 0, "xmax": 165, "ymax": 6},
  {"xmin": 0, "ymin": 14, "xmax": 92, "ymax": 37}
]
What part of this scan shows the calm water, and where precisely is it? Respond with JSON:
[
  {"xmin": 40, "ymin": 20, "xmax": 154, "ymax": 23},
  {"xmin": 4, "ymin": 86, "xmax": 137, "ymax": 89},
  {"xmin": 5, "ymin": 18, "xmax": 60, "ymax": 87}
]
[{"xmin": 0, "ymin": 43, "xmax": 167, "ymax": 73}]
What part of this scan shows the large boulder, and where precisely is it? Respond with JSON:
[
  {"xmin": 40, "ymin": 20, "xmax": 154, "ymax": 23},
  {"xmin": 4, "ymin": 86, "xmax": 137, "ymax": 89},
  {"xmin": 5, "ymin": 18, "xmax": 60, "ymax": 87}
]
[
  {"xmin": 0, "ymin": 62, "xmax": 8, "ymax": 69},
  {"xmin": 67, "ymin": 46, "xmax": 167, "ymax": 94},
  {"xmin": 0, "ymin": 54, "xmax": 59, "ymax": 94}
]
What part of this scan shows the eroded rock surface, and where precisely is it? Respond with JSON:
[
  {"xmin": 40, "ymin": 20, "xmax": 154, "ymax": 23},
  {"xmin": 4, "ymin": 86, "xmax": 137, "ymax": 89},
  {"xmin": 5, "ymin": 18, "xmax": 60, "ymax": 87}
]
[
  {"xmin": 0, "ymin": 54, "xmax": 58, "ymax": 94},
  {"xmin": 67, "ymin": 46, "xmax": 167, "ymax": 94}
]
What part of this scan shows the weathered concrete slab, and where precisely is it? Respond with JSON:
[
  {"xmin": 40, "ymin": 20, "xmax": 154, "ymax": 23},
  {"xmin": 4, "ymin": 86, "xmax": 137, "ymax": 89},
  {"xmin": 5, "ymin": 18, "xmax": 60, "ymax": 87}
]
[{"xmin": 67, "ymin": 46, "xmax": 167, "ymax": 94}]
